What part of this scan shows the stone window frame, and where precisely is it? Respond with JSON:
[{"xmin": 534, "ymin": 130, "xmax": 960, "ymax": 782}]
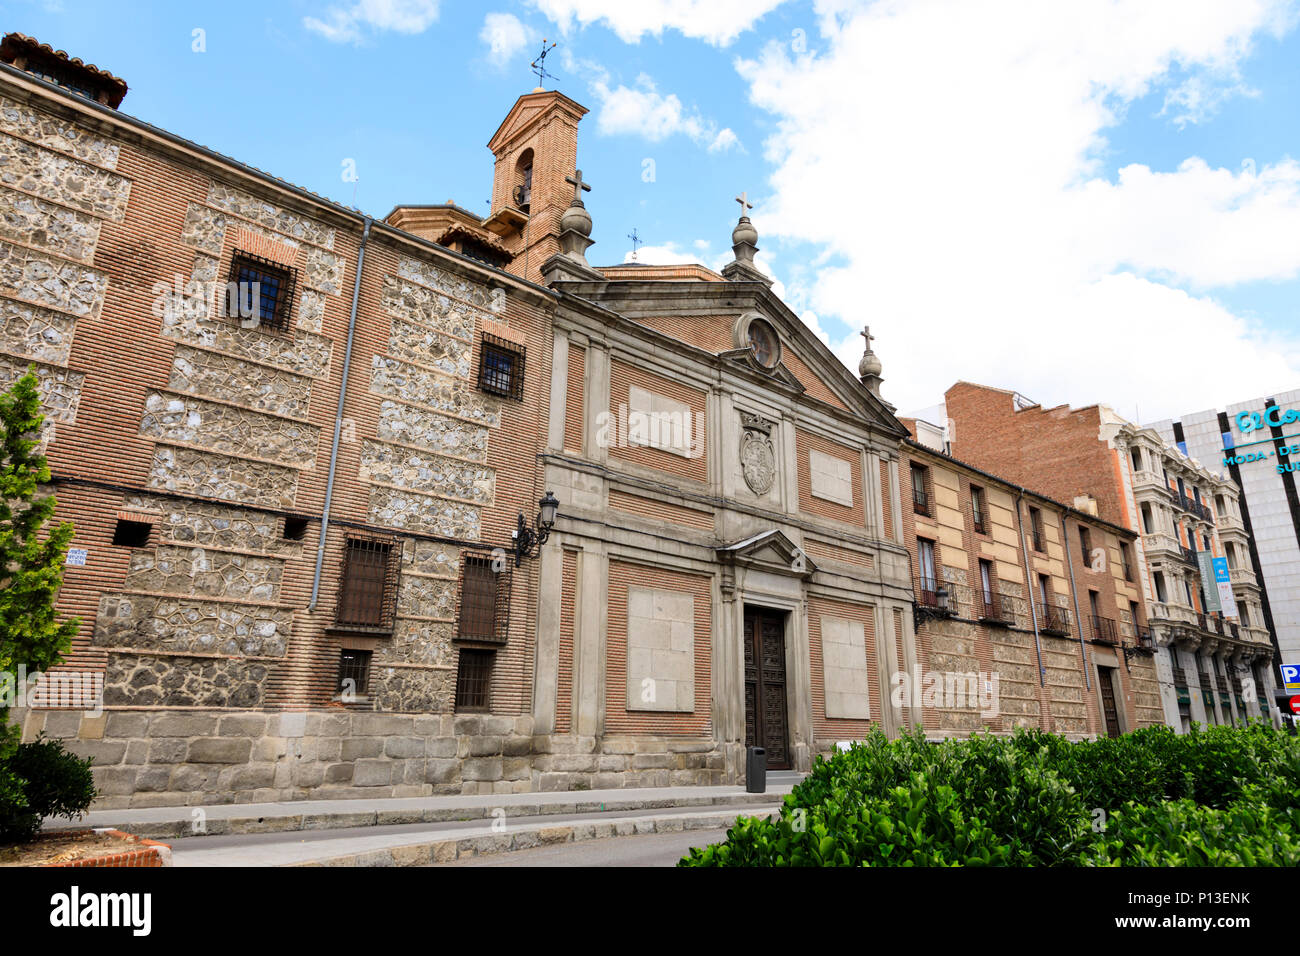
[
  {"xmin": 224, "ymin": 250, "xmax": 298, "ymax": 335},
  {"xmin": 477, "ymin": 332, "xmax": 525, "ymax": 401}
]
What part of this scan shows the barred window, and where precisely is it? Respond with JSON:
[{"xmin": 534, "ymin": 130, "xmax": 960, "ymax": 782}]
[
  {"xmin": 970, "ymin": 484, "xmax": 986, "ymax": 534},
  {"xmin": 455, "ymin": 648, "xmax": 494, "ymax": 711},
  {"xmin": 478, "ymin": 333, "xmax": 525, "ymax": 401},
  {"xmin": 336, "ymin": 535, "xmax": 397, "ymax": 630},
  {"xmin": 457, "ymin": 553, "xmax": 510, "ymax": 644},
  {"xmin": 226, "ymin": 252, "xmax": 296, "ymax": 333},
  {"xmin": 337, "ymin": 649, "xmax": 371, "ymax": 698}
]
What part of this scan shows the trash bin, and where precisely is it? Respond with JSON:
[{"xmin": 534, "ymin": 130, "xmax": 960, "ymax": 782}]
[{"xmin": 746, "ymin": 746, "xmax": 766, "ymax": 793}]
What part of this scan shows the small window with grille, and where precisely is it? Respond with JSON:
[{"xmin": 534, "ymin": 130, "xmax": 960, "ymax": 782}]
[
  {"xmin": 455, "ymin": 648, "xmax": 494, "ymax": 711},
  {"xmin": 457, "ymin": 553, "xmax": 510, "ymax": 644},
  {"xmin": 477, "ymin": 333, "xmax": 525, "ymax": 401},
  {"xmin": 337, "ymin": 649, "xmax": 371, "ymax": 698},
  {"xmin": 226, "ymin": 252, "xmax": 296, "ymax": 333},
  {"xmin": 336, "ymin": 534, "xmax": 397, "ymax": 631}
]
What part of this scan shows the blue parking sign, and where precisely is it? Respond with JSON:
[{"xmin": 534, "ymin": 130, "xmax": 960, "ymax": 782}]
[{"xmin": 1283, "ymin": 664, "xmax": 1300, "ymax": 691}]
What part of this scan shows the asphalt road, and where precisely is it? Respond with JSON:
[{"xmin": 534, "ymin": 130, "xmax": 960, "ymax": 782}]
[{"xmin": 433, "ymin": 827, "xmax": 731, "ymax": 867}]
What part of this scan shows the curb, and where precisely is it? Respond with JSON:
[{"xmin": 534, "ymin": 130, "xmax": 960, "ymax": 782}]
[
  {"xmin": 43, "ymin": 829, "xmax": 173, "ymax": 868},
  {"xmin": 76, "ymin": 791, "xmax": 789, "ymax": 842},
  {"xmin": 287, "ymin": 807, "xmax": 778, "ymax": 867}
]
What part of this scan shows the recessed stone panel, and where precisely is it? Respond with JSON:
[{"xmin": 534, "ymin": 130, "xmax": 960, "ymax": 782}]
[
  {"xmin": 626, "ymin": 586, "xmax": 695, "ymax": 712},
  {"xmin": 821, "ymin": 615, "xmax": 870, "ymax": 719},
  {"xmin": 0, "ymin": 132, "xmax": 130, "ymax": 220},
  {"xmin": 810, "ymin": 448, "xmax": 854, "ymax": 506}
]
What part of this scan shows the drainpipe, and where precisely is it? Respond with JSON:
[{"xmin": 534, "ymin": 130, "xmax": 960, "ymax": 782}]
[
  {"xmin": 1015, "ymin": 492, "xmax": 1046, "ymax": 688},
  {"xmin": 310, "ymin": 216, "xmax": 372, "ymax": 610},
  {"xmin": 1059, "ymin": 515, "xmax": 1092, "ymax": 690}
]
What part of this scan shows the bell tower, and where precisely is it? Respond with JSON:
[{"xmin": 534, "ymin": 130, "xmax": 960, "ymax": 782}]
[{"xmin": 483, "ymin": 89, "xmax": 589, "ymax": 284}]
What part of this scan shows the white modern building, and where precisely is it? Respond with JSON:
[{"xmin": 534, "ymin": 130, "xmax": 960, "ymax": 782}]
[{"xmin": 1152, "ymin": 388, "xmax": 1298, "ymax": 679}]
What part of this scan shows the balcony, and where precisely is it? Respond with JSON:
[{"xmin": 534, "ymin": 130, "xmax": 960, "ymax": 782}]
[
  {"xmin": 1037, "ymin": 604, "xmax": 1071, "ymax": 636},
  {"xmin": 915, "ymin": 581, "xmax": 953, "ymax": 617},
  {"xmin": 977, "ymin": 591, "xmax": 1017, "ymax": 627},
  {"xmin": 912, "ymin": 487, "xmax": 931, "ymax": 517},
  {"xmin": 1217, "ymin": 510, "xmax": 1245, "ymax": 535},
  {"xmin": 1131, "ymin": 468, "xmax": 1167, "ymax": 495},
  {"xmin": 1142, "ymin": 531, "xmax": 1183, "ymax": 560},
  {"xmin": 1172, "ymin": 665, "xmax": 1188, "ymax": 688},
  {"xmin": 1090, "ymin": 615, "xmax": 1120, "ymax": 645},
  {"xmin": 972, "ymin": 512, "xmax": 987, "ymax": 535},
  {"xmin": 1180, "ymin": 545, "xmax": 1198, "ymax": 567},
  {"xmin": 1229, "ymin": 566, "xmax": 1257, "ymax": 589}
]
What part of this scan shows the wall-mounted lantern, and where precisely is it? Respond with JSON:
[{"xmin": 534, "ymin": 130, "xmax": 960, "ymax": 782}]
[{"xmin": 513, "ymin": 491, "xmax": 559, "ymax": 566}]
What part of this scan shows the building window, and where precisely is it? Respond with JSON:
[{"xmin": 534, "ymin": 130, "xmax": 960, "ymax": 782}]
[
  {"xmin": 917, "ymin": 537, "xmax": 938, "ymax": 594},
  {"xmin": 1154, "ymin": 571, "xmax": 1167, "ymax": 604},
  {"xmin": 282, "ymin": 516, "xmax": 309, "ymax": 541},
  {"xmin": 1140, "ymin": 503, "xmax": 1154, "ymax": 534},
  {"xmin": 336, "ymin": 535, "xmax": 396, "ymax": 630},
  {"xmin": 911, "ymin": 464, "xmax": 931, "ymax": 516},
  {"xmin": 478, "ymin": 333, "xmax": 525, "ymax": 401},
  {"xmin": 978, "ymin": 558, "xmax": 995, "ymax": 617},
  {"xmin": 970, "ymin": 485, "xmax": 986, "ymax": 534},
  {"xmin": 337, "ymin": 649, "xmax": 371, "ymax": 697},
  {"xmin": 455, "ymin": 648, "xmax": 494, "ymax": 711},
  {"xmin": 1225, "ymin": 542, "xmax": 1238, "ymax": 569},
  {"xmin": 1120, "ymin": 542, "xmax": 1134, "ymax": 582},
  {"xmin": 1078, "ymin": 525, "xmax": 1092, "ymax": 566},
  {"xmin": 457, "ymin": 553, "xmax": 511, "ymax": 645},
  {"xmin": 1130, "ymin": 447, "xmax": 1142, "ymax": 472},
  {"xmin": 1029, "ymin": 507, "xmax": 1045, "ymax": 552},
  {"xmin": 112, "ymin": 519, "xmax": 152, "ymax": 547},
  {"xmin": 227, "ymin": 252, "xmax": 296, "ymax": 333},
  {"xmin": 1240, "ymin": 603, "xmax": 1251, "ymax": 626}
]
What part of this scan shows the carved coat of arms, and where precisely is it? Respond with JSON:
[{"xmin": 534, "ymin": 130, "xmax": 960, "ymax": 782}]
[{"xmin": 740, "ymin": 413, "xmax": 776, "ymax": 495}]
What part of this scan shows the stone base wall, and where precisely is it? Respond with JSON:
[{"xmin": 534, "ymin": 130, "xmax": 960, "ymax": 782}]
[{"xmin": 13, "ymin": 707, "xmax": 735, "ymax": 809}]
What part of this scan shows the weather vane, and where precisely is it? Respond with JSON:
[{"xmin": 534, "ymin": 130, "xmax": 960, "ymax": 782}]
[
  {"xmin": 628, "ymin": 227, "xmax": 643, "ymax": 261},
  {"xmin": 531, "ymin": 39, "xmax": 558, "ymax": 88}
]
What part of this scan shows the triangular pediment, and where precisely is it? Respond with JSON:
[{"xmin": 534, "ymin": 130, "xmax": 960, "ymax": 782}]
[
  {"xmin": 487, "ymin": 90, "xmax": 589, "ymax": 154},
  {"xmin": 717, "ymin": 530, "xmax": 818, "ymax": 578}
]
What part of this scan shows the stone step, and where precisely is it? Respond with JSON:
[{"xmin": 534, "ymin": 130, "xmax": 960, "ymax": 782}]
[{"xmin": 48, "ymin": 784, "xmax": 792, "ymax": 843}]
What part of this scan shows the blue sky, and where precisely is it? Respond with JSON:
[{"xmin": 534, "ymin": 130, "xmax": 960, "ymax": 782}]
[{"xmin": 6, "ymin": 0, "xmax": 1300, "ymax": 422}]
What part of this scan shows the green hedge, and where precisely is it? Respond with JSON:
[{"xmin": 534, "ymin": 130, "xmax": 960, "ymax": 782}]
[
  {"xmin": 0, "ymin": 736, "xmax": 96, "ymax": 844},
  {"xmin": 680, "ymin": 724, "xmax": 1300, "ymax": 867}
]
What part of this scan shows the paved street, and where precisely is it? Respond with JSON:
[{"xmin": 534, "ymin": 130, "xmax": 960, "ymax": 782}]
[{"xmin": 434, "ymin": 827, "xmax": 730, "ymax": 867}]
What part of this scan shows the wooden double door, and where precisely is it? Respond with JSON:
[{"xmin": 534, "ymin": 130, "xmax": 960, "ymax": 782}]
[
  {"xmin": 1098, "ymin": 666, "xmax": 1122, "ymax": 738},
  {"xmin": 743, "ymin": 607, "xmax": 790, "ymax": 769}
]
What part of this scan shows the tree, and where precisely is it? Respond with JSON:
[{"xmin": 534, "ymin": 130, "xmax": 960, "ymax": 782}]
[{"xmin": 0, "ymin": 369, "xmax": 80, "ymax": 835}]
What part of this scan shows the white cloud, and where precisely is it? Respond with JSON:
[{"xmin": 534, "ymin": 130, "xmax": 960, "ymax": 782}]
[
  {"xmin": 304, "ymin": 0, "xmax": 440, "ymax": 44},
  {"xmin": 593, "ymin": 73, "xmax": 740, "ymax": 151},
  {"xmin": 624, "ymin": 241, "xmax": 700, "ymax": 264},
  {"xmin": 480, "ymin": 12, "xmax": 534, "ymax": 67},
  {"xmin": 735, "ymin": 0, "xmax": 1300, "ymax": 420},
  {"xmin": 532, "ymin": 0, "xmax": 786, "ymax": 45}
]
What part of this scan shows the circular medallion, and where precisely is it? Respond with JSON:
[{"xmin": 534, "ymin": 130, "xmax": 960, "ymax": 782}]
[{"xmin": 746, "ymin": 318, "xmax": 780, "ymax": 369}]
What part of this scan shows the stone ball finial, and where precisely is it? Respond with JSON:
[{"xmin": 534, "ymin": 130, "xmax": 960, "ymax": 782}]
[
  {"xmin": 859, "ymin": 349, "xmax": 882, "ymax": 378},
  {"xmin": 561, "ymin": 201, "xmax": 592, "ymax": 238},
  {"xmin": 732, "ymin": 215, "xmax": 758, "ymax": 249}
]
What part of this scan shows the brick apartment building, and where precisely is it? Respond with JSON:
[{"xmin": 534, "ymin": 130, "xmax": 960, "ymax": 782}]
[
  {"xmin": 943, "ymin": 382, "xmax": 1279, "ymax": 731},
  {"xmin": 901, "ymin": 424, "xmax": 1161, "ymax": 738}
]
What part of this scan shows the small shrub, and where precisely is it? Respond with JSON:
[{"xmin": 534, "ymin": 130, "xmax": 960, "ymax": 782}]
[{"xmin": 0, "ymin": 736, "xmax": 95, "ymax": 844}]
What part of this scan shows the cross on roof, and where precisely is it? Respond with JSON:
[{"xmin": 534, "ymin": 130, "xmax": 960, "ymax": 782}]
[
  {"xmin": 565, "ymin": 169, "xmax": 591, "ymax": 205},
  {"xmin": 735, "ymin": 192, "xmax": 753, "ymax": 216},
  {"xmin": 628, "ymin": 227, "xmax": 643, "ymax": 260},
  {"xmin": 861, "ymin": 326, "xmax": 874, "ymax": 349},
  {"xmin": 530, "ymin": 39, "xmax": 558, "ymax": 86}
]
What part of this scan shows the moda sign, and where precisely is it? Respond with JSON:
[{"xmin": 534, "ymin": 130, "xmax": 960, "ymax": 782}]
[{"xmin": 1222, "ymin": 404, "xmax": 1300, "ymax": 473}]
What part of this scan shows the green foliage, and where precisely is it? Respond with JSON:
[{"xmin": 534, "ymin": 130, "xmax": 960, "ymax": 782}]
[
  {"xmin": 0, "ymin": 369, "xmax": 79, "ymax": 683},
  {"xmin": 0, "ymin": 370, "xmax": 88, "ymax": 844},
  {"xmin": 681, "ymin": 724, "xmax": 1300, "ymax": 867},
  {"xmin": 0, "ymin": 736, "xmax": 95, "ymax": 844}
]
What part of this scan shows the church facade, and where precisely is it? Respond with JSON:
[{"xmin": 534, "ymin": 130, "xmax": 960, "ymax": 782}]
[{"xmin": 3, "ymin": 37, "xmax": 1172, "ymax": 810}]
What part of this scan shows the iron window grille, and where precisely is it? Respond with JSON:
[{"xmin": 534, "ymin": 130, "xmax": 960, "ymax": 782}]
[
  {"xmin": 336, "ymin": 533, "xmax": 398, "ymax": 631},
  {"xmin": 456, "ymin": 552, "xmax": 512, "ymax": 645},
  {"xmin": 455, "ymin": 648, "xmax": 494, "ymax": 711},
  {"xmin": 478, "ymin": 333, "xmax": 525, "ymax": 401},
  {"xmin": 226, "ymin": 251, "xmax": 297, "ymax": 334},
  {"xmin": 1029, "ymin": 507, "xmax": 1045, "ymax": 552},
  {"xmin": 971, "ymin": 486, "xmax": 986, "ymax": 534},
  {"xmin": 911, "ymin": 464, "xmax": 932, "ymax": 516},
  {"xmin": 337, "ymin": 649, "xmax": 371, "ymax": 697}
]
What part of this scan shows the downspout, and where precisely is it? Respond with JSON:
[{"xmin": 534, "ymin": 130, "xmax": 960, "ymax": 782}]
[
  {"xmin": 310, "ymin": 216, "xmax": 372, "ymax": 610},
  {"xmin": 1059, "ymin": 515, "xmax": 1092, "ymax": 691},
  {"xmin": 1015, "ymin": 492, "xmax": 1046, "ymax": 688}
]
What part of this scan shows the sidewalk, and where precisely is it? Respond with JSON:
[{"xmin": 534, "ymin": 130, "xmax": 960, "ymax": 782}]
[{"xmin": 48, "ymin": 782, "xmax": 795, "ymax": 843}]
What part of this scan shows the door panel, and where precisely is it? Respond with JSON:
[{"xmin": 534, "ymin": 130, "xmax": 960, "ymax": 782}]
[
  {"xmin": 743, "ymin": 608, "xmax": 790, "ymax": 769},
  {"xmin": 1099, "ymin": 667, "xmax": 1122, "ymax": 738}
]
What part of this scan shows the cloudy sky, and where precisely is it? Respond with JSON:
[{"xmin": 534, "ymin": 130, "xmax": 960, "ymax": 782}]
[{"xmin": 9, "ymin": 0, "xmax": 1300, "ymax": 421}]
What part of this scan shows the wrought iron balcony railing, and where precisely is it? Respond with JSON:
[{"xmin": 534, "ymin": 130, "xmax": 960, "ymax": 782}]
[{"xmin": 1090, "ymin": 615, "xmax": 1120, "ymax": 645}]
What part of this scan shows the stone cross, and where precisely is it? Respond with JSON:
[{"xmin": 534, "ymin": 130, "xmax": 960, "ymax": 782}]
[
  {"xmin": 566, "ymin": 169, "xmax": 591, "ymax": 205},
  {"xmin": 861, "ymin": 326, "xmax": 874, "ymax": 349},
  {"xmin": 735, "ymin": 192, "xmax": 753, "ymax": 216}
]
